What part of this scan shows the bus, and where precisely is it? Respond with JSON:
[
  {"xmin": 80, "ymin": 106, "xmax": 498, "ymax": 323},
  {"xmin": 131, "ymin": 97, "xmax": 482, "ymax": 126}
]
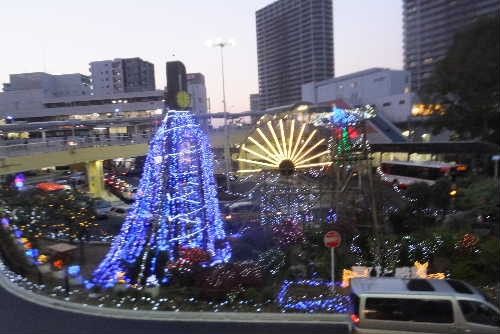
[{"xmin": 378, "ymin": 160, "xmax": 463, "ymax": 188}]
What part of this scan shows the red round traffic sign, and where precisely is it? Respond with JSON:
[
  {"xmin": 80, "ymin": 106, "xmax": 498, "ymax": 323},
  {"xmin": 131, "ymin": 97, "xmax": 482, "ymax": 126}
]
[{"xmin": 324, "ymin": 230, "xmax": 342, "ymax": 248}]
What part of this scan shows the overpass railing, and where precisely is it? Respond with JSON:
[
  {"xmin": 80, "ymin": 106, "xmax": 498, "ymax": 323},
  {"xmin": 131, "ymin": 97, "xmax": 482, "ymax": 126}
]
[{"xmin": 0, "ymin": 134, "xmax": 152, "ymax": 158}]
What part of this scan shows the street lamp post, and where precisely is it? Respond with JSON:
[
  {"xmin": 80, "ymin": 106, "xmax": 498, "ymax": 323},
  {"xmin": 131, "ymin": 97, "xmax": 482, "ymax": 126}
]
[{"xmin": 208, "ymin": 38, "xmax": 234, "ymax": 191}]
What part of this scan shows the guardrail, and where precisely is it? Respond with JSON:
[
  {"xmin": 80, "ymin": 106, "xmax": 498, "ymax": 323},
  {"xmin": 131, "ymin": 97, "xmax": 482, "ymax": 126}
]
[{"xmin": 0, "ymin": 135, "xmax": 152, "ymax": 158}]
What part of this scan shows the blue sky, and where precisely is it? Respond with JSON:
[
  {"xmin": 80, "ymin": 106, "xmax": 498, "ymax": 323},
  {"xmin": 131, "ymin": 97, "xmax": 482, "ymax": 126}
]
[{"xmin": 0, "ymin": 0, "xmax": 402, "ymax": 112}]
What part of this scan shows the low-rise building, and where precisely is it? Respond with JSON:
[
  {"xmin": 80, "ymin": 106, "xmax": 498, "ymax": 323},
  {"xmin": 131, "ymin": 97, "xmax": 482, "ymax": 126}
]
[{"xmin": 301, "ymin": 68, "xmax": 414, "ymax": 124}]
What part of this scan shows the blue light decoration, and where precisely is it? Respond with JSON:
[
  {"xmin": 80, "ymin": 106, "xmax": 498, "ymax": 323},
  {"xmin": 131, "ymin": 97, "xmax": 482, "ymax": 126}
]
[
  {"xmin": 14, "ymin": 173, "xmax": 26, "ymax": 190},
  {"xmin": 277, "ymin": 279, "xmax": 351, "ymax": 313},
  {"xmin": 331, "ymin": 106, "xmax": 359, "ymax": 127},
  {"xmin": 67, "ymin": 265, "xmax": 81, "ymax": 277},
  {"xmin": 92, "ymin": 110, "xmax": 231, "ymax": 288},
  {"xmin": 14, "ymin": 229, "xmax": 23, "ymax": 238},
  {"xmin": 326, "ymin": 208, "xmax": 337, "ymax": 224},
  {"xmin": 1, "ymin": 217, "xmax": 9, "ymax": 227},
  {"xmin": 25, "ymin": 248, "xmax": 39, "ymax": 260}
]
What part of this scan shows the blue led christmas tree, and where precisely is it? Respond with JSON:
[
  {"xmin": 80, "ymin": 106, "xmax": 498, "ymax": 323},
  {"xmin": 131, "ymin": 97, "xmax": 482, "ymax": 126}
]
[{"xmin": 92, "ymin": 110, "xmax": 231, "ymax": 288}]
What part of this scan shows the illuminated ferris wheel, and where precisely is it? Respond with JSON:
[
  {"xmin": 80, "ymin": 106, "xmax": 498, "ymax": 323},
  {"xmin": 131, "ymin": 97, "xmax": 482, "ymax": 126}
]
[{"xmin": 237, "ymin": 118, "xmax": 332, "ymax": 175}]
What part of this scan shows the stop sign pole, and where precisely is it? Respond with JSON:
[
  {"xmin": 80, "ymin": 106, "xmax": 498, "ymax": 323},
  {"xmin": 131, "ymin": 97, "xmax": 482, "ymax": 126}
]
[{"xmin": 324, "ymin": 230, "xmax": 342, "ymax": 284}]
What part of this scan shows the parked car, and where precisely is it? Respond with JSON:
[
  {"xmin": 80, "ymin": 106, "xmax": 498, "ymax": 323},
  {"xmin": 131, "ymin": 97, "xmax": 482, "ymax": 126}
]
[
  {"xmin": 93, "ymin": 199, "xmax": 112, "ymax": 219},
  {"xmin": 350, "ymin": 278, "xmax": 500, "ymax": 334},
  {"xmin": 223, "ymin": 201, "xmax": 260, "ymax": 223},
  {"xmin": 122, "ymin": 187, "xmax": 138, "ymax": 201},
  {"xmin": 36, "ymin": 182, "xmax": 71, "ymax": 192},
  {"xmin": 107, "ymin": 206, "xmax": 130, "ymax": 220},
  {"xmin": 68, "ymin": 171, "xmax": 86, "ymax": 184}
]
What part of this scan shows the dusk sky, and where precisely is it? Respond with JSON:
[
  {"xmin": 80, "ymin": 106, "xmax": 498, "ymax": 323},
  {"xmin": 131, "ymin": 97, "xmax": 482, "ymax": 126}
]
[{"xmin": 1, "ymin": 0, "xmax": 403, "ymax": 113}]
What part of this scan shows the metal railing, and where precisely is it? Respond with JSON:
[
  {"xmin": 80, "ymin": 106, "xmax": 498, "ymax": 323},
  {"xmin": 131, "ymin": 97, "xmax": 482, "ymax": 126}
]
[{"xmin": 0, "ymin": 134, "xmax": 152, "ymax": 158}]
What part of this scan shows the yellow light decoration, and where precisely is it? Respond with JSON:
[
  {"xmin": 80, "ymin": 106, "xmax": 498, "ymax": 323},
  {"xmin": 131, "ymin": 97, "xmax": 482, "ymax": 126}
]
[
  {"xmin": 427, "ymin": 273, "xmax": 446, "ymax": 279},
  {"xmin": 116, "ymin": 271, "xmax": 127, "ymax": 284},
  {"xmin": 237, "ymin": 120, "xmax": 331, "ymax": 173},
  {"xmin": 414, "ymin": 261, "xmax": 428, "ymax": 278},
  {"xmin": 414, "ymin": 261, "xmax": 445, "ymax": 279},
  {"xmin": 37, "ymin": 254, "xmax": 48, "ymax": 264},
  {"xmin": 342, "ymin": 267, "xmax": 370, "ymax": 288}
]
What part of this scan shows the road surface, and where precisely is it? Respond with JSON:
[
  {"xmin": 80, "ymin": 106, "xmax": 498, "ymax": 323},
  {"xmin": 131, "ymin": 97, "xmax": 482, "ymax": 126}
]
[{"xmin": 0, "ymin": 285, "xmax": 349, "ymax": 334}]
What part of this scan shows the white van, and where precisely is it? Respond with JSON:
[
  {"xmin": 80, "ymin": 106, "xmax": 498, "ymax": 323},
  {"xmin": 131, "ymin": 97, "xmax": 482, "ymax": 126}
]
[{"xmin": 350, "ymin": 278, "xmax": 500, "ymax": 334}]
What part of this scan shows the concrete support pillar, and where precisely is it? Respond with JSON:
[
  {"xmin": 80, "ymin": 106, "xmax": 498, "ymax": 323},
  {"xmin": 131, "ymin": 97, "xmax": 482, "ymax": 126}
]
[{"xmin": 85, "ymin": 160, "xmax": 105, "ymax": 198}]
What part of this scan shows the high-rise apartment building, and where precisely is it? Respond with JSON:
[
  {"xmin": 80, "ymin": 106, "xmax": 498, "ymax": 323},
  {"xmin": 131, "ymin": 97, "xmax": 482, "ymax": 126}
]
[
  {"xmin": 89, "ymin": 57, "xmax": 155, "ymax": 96},
  {"xmin": 403, "ymin": 0, "xmax": 500, "ymax": 92},
  {"xmin": 187, "ymin": 73, "xmax": 207, "ymax": 115},
  {"xmin": 249, "ymin": 93, "xmax": 262, "ymax": 123},
  {"xmin": 256, "ymin": 0, "xmax": 334, "ymax": 109},
  {"xmin": 166, "ymin": 61, "xmax": 187, "ymax": 110}
]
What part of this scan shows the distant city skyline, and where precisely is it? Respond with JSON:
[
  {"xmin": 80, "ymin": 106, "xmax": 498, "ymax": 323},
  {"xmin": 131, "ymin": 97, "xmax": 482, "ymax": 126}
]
[{"xmin": 0, "ymin": 0, "xmax": 402, "ymax": 113}]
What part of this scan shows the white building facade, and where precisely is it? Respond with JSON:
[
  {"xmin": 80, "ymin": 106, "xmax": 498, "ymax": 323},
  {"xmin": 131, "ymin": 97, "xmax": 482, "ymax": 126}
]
[
  {"xmin": 0, "ymin": 72, "xmax": 91, "ymax": 120},
  {"xmin": 301, "ymin": 68, "xmax": 414, "ymax": 123},
  {"xmin": 90, "ymin": 58, "xmax": 155, "ymax": 96}
]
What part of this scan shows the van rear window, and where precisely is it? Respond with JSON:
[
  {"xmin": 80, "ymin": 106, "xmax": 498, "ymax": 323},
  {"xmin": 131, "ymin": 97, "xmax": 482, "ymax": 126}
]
[{"xmin": 365, "ymin": 298, "xmax": 453, "ymax": 323}]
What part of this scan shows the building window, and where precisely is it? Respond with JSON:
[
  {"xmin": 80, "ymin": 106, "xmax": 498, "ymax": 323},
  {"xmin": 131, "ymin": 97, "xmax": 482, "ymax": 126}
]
[
  {"xmin": 382, "ymin": 102, "xmax": 391, "ymax": 107},
  {"xmin": 338, "ymin": 84, "xmax": 344, "ymax": 89},
  {"xmin": 350, "ymin": 82, "xmax": 357, "ymax": 88},
  {"xmin": 374, "ymin": 77, "xmax": 386, "ymax": 82},
  {"xmin": 399, "ymin": 100, "xmax": 405, "ymax": 104},
  {"xmin": 423, "ymin": 57, "xmax": 433, "ymax": 64}
]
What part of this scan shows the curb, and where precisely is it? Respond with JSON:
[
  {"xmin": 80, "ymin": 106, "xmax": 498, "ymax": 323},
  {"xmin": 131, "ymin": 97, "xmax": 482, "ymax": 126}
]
[{"xmin": 0, "ymin": 267, "xmax": 350, "ymax": 326}]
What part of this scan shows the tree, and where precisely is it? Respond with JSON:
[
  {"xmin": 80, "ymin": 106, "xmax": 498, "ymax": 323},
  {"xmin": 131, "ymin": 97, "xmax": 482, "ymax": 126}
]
[
  {"xmin": 456, "ymin": 177, "xmax": 500, "ymax": 222},
  {"xmin": 92, "ymin": 111, "xmax": 231, "ymax": 288},
  {"xmin": 421, "ymin": 15, "xmax": 500, "ymax": 143}
]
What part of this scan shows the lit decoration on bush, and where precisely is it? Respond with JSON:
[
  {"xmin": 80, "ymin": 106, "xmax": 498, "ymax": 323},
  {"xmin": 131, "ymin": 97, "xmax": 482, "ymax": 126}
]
[
  {"xmin": 53, "ymin": 259, "xmax": 64, "ymax": 270},
  {"xmin": 1, "ymin": 217, "xmax": 9, "ymax": 227},
  {"xmin": 14, "ymin": 173, "xmax": 25, "ymax": 189},
  {"xmin": 197, "ymin": 262, "xmax": 264, "ymax": 298},
  {"xmin": 459, "ymin": 233, "xmax": 479, "ymax": 251},
  {"xmin": 257, "ymin": 249, "xmax": 286, "ymax": 277},
  {"xmin": 237, "ymin": 119, "xmax": 332, "ymax": 174},
  {"xmin": 259, "ymin": 182, "xmax": 319, "ymax": 225},
  {"xmin": 92, "ymin": 110, "xmax": 231, "ymax": 288},
  {"xmin": 277, "ymin": 280, "xmax": 351, "ymax": 313},
  {"xmin": 271, "ymin": 220, "xmax": 304, "ymax": 247},
  {"xmin": 326, "ymin": 208, "xmax": 337, "ymax": 224},
  {"xmin": 67, "ymin": 265, "xmax": 81, "ymax": 277},
  {"xmin": 37, "ymin": 254, "xmax": 48, "ymax": 264}
]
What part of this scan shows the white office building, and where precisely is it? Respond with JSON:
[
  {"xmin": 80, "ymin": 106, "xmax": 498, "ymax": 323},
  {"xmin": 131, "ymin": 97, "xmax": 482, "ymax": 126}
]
[{"xmin": 301, "ymin": 68, "xmax": 414, "ymax": 123}]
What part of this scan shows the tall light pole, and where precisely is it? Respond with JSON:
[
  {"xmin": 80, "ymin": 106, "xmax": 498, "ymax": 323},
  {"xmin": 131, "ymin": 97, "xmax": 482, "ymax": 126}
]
[{"xmin": 207, "ymin": 37, "xmax": 234, "ymax": 191}]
